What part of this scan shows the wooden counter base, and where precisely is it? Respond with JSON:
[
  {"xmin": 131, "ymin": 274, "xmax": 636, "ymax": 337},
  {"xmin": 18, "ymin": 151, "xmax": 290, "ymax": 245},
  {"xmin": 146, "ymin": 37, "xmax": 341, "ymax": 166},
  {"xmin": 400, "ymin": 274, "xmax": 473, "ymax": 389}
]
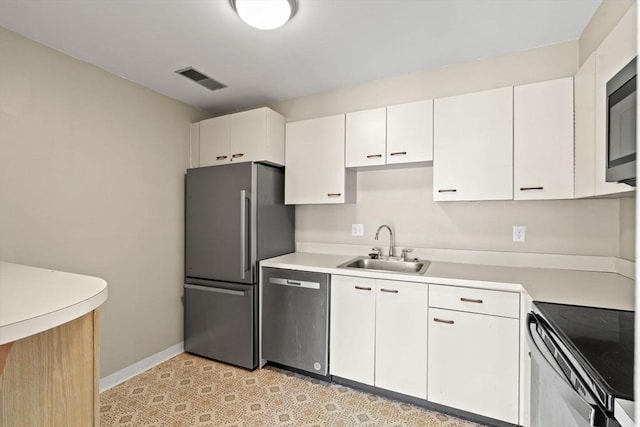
[{"xmin": 0, "ymin": 310, "xmax": 99, "ymax": 426}]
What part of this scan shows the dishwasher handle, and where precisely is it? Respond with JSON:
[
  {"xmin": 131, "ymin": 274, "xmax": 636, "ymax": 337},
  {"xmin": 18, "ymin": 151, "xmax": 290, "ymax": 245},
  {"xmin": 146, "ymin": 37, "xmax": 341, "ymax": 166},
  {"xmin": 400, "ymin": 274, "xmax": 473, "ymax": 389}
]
[{"xmin": 268, "ymin": 277, "xmax": 321, "ymax": 290}]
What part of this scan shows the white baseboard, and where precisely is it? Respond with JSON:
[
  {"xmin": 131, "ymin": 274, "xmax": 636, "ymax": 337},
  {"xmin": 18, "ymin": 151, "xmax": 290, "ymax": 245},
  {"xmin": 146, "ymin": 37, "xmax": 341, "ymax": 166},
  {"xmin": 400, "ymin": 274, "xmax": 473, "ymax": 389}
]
[{"xmin": 99, "ymin": 342, "xmax": 184, "ymax": 392}]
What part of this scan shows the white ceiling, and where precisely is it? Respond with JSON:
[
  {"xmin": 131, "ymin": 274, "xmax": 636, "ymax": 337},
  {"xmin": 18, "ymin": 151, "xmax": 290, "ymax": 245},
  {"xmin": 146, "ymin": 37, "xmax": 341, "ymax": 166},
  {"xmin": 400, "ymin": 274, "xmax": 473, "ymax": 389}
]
[{"xmin": 0, "ymin": 0, "xmax": 601, "ymax": 114}]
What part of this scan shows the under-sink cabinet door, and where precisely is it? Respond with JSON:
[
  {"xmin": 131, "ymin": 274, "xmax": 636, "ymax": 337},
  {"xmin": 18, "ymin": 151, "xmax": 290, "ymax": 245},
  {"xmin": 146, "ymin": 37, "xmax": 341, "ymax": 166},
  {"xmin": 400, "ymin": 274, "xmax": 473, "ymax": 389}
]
[
  {"xmin": 329, "ymin": 275, "xmax": 376, "ymax": 385},
  {"xmin": 427, "ymin": 307, "xmax": 519, "ymax": 424},
  {"xmin": 374, "ymin": 280, "xmax": 427, "ymax": 399}
]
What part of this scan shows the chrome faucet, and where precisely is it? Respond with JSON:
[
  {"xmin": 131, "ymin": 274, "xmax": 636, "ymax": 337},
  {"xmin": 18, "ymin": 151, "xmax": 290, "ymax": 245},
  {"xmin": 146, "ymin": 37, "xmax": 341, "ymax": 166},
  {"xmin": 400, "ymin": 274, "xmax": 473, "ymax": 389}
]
[{"xmin": 374, "ymin": 224, "xmax": 395, "ymax": 258}]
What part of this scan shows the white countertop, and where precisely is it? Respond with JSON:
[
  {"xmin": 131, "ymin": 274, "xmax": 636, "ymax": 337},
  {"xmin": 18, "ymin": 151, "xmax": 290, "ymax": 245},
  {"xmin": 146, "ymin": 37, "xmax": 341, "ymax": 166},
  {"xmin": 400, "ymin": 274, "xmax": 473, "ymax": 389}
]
[
  {"xmin": 261, "ymin": 252, "xmax": 634, "ymax": 310},
  {"xmin": 0, "ymin": 261, "xmax": 108, "ymax": 345},
  {"xmin": 615, "ymin": 399, "xmax": 636, "ymax": 427}
]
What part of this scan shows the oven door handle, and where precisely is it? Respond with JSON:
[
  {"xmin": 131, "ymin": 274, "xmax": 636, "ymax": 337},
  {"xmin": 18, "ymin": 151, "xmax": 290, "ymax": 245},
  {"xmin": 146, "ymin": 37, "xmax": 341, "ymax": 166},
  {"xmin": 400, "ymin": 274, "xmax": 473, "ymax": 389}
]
[{"xmin": 527, "ymin": 313, "xmax": 599, "ymax": 426}]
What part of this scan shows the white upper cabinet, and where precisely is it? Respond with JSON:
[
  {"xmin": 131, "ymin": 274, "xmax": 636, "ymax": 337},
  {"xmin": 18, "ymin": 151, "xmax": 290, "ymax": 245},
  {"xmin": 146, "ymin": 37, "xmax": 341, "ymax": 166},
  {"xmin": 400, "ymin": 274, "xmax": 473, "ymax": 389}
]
[
  {"xmin": 199, "ymin": 115, "xmax": 231, "ymax": 166},
  {"xmin": 345, "ymin": 108, "xmax": 387, "ymax": 167},
  {"xmin": 574, "ymin": 53, "xmax": 597, "ymax": 198},
  {"xmin": 345, "ymin": 101, "xmax": 433, "ymax": 168},
  {"xmin": 387, "ymin": 99, "xmax": 434, "ymax": 164},
  {"xmin": 285, "ymin": 115, "xmax": 356, "ymax": 205},
  {"xmin": 198, "ymin": 107, "xmax": 285, "ymax": 167},
  {"xmin": 513, "ymin": 77, "xmax": 574, "ymax": 200},
  {"xmin": 593, "ymin": 4, "xmax": 636, "ymax": 196},
  {"xmin": 433, "ymin": 87, "xmax": 514, "ymax": 201}
]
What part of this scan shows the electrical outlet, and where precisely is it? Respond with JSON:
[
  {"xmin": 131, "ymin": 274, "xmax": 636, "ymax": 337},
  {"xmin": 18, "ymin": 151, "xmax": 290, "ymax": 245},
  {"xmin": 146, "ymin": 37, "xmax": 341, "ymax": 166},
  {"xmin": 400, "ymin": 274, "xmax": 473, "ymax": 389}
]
[
  {"xmin": 513, "ymin": 225, "xmax": 526, "ymax": 242},
  {"xmin": 351, "ymin": 224, "xmax": 364, "ymax": 236}
]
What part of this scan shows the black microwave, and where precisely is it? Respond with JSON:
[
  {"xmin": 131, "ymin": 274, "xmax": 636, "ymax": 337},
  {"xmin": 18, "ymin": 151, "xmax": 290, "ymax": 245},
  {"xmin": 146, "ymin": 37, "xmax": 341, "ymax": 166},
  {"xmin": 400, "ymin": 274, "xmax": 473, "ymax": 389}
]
[{"xmin": 606, "ymin": 56, "xmax": 636, "ymax": 186}]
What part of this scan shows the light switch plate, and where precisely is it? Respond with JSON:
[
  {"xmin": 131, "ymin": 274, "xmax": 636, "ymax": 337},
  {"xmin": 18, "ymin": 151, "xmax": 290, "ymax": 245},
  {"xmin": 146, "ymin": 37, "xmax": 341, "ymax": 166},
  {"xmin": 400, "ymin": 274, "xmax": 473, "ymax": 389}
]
[
  {"xmin": 513, "ymin": 225, "xmax": 526, "ymax": 242},
  {"xmin": 352, "ymin": 224, "xmax": 364, "ymax": 236}
]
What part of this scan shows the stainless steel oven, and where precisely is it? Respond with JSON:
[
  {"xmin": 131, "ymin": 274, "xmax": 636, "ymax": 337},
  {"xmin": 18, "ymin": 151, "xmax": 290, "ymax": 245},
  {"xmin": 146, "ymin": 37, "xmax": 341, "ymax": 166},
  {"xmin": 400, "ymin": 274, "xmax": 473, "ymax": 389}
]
[{"xmin": 527, "ymin": 302, "xmax": 633, "ymax": 427}]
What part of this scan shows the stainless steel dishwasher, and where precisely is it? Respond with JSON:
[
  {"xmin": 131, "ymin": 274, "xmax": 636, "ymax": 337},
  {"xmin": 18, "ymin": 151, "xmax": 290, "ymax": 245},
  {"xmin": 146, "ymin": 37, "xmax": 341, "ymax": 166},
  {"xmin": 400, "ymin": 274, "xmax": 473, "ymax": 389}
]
[{"xmin": 262, "ymin": 267, "xmax": 330, "ymax": 377}]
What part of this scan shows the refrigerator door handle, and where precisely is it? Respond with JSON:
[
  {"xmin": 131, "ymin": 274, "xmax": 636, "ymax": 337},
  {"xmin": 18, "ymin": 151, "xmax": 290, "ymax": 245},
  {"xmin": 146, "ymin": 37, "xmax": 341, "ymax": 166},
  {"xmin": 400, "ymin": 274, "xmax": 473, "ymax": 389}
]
[{"xmin": 240, "ymin": 190, "xmax": 251, "ymax": 280}]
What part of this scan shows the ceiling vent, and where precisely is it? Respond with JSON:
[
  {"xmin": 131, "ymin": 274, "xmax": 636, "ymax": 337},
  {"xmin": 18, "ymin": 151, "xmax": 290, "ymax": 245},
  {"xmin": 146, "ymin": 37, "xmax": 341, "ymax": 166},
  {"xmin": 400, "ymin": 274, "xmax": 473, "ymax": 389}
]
[{"xmin": 175, "ymin": 67, "xmax": 227, "ymax": 91}]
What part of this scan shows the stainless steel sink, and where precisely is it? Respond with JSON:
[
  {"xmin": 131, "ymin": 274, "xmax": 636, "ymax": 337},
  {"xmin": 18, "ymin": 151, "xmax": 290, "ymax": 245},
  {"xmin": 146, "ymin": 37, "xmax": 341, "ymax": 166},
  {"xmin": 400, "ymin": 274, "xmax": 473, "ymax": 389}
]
[{"xmin": 337, "ymin": 256, "xmax": 430, "ymax": 275}]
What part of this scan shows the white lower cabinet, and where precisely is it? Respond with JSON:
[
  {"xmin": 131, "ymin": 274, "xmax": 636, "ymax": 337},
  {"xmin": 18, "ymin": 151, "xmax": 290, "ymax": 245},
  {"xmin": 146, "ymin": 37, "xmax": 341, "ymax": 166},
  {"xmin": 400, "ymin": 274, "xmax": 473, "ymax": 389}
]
[
  {"xmin": 375, "ymin": 280, "xmax": 428, "ymax": 399},
  {"xmin": 329, "ymin": 276, "xmax": 376, "ymax": 385},
  {"xmin": 428, "ymin": 286, "xmax": 520, "ymax": 424},
  {"xmin": 330, "ymin": 275, "xmax": 427, "ymax": 398}
]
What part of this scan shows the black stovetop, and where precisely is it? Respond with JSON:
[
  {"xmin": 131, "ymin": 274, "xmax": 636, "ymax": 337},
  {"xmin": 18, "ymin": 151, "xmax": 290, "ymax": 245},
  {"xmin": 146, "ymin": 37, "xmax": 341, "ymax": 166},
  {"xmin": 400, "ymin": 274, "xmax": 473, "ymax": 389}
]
[{"xmin": 534, "ymin": 302, "xmax": 634, "ymax": 402}]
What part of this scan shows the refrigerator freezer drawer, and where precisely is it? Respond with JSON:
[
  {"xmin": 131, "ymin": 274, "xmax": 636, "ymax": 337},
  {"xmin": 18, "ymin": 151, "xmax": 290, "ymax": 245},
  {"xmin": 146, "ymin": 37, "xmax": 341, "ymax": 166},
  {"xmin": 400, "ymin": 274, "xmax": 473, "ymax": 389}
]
[
  {"xmin": 262, "ymin": 268, "xmax": 329, "ymax": 376},
  {"xmin": 184, "ymin": 282, "xmax": 257, "ymax": 369}
]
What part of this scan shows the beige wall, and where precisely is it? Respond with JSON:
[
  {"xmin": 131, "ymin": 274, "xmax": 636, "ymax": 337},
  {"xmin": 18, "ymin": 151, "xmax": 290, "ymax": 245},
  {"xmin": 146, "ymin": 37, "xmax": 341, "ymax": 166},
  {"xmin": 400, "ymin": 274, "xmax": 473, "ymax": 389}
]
[
  {"xmin": 295, "ymin": 167, "xmax": 622, "ymax": 257},
  {"xmin": 579, "ymin": 0, "xmax": 636, "ymax": 66},
  {"xmin": 0, "ymin": 27, "xmax": 207, "ymax": 376},
  {"xmin": 272, "ymin": 41, "xmax": 578, "ymax": 122},
  {"xmin": 619, "ymin": 197, "xmax": 636, "ymax": 260},
  {"xmin": 272, "ymin": 38, "xmax": 635, "ymax": 259}
]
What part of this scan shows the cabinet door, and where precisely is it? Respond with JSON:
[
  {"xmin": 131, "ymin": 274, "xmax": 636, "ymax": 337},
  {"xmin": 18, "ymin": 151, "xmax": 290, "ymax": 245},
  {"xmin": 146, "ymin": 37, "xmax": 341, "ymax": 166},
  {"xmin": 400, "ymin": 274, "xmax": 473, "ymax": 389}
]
[
  {"xmin": 199, "ymin": 115, "xmax": 231, "ymax": 166},
  {"xmin": 387, "ymin": 99, "xmax": 433, "ymax": 164},
  {"xmin": 329, "ymin": 275, "xmax": 376, "ymax": 385},
  {"xmin": 346, "ymin": 108, "xmax": 386, "ymax": 167},
  {"xmin": 514, "ymin": 77, "xmax": 574, "ymax": 200},
  {"xmin": 285, "ymin": 115, "xmax": 355, "ymax": 204},
  {"xmin": 374, "ymin": 280, "xmax": 427, "ymax": 399},
  {"xmin": 594, "ymin": 4, "xmax": 636, "ymax": 196},
  {"xmin": 433, "ymin": 87, "xmax": 513, "ymax": 201},
  {"xmin": 574, "ymin": 53, "xmax": 597, "ymax": 198},
  {"xmin": 229, "ymin": 108, "xmax": 266, "ymax": 163},
  {"xmin": 428, "ymin": 308, "xmax": 519, "ymax": 424}
]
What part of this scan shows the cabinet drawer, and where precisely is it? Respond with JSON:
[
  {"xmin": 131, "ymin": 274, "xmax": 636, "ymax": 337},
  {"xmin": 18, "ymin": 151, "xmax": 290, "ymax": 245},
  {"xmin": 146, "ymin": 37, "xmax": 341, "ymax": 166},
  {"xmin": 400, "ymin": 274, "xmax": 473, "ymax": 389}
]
[{"xmin": 429, "ymin": 284, "xmax": 519, "ymax": 318}]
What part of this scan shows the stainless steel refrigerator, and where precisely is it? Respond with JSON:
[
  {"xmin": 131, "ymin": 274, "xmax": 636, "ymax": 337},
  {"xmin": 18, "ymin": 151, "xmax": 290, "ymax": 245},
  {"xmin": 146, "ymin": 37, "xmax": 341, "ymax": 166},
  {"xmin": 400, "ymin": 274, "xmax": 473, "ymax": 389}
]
[{"xmin": 184, "ymin": 162, "xmax": 294, "ymax": 369}]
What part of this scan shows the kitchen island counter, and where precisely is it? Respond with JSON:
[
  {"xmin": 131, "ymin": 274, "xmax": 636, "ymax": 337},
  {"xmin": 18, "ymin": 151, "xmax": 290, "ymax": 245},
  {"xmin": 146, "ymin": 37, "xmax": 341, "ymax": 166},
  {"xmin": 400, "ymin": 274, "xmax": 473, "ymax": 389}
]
[{"xmin": 0, "ymin": 261, "xmax": 108, "ymax": 345}]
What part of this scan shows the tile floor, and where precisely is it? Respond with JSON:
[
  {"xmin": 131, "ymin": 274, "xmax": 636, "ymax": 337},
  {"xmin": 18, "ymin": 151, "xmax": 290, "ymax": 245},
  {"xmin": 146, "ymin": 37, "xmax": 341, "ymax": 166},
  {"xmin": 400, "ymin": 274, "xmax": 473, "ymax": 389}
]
[{"xmin": 100, "ymin": 353, "xmax": 484, "ymax": 426}]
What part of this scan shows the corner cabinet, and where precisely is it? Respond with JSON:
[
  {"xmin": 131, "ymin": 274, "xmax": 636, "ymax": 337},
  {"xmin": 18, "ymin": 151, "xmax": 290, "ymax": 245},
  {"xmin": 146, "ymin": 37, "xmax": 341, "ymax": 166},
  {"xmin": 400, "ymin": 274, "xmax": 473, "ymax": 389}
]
[
  {"xmin": 427, "ymin": 285, "xmax": 520, "ymax": 424},
  {"xmin": 433, "ymin": 87, "xmax": 513, "ymax": 201},
  {"xmin": 198, "ymin": 107, "xmax": 285, "ymax": 167},
  {"xmin": 330, "ymin": 275, "xmax": 427, "ymax": 399},
  {"xmin": 285, "ymin": 115, "xmax": 356, "ymax": 204},
  {"xmin": 513, "ymin": 77, "xmax": 574, "ymax": 200}
]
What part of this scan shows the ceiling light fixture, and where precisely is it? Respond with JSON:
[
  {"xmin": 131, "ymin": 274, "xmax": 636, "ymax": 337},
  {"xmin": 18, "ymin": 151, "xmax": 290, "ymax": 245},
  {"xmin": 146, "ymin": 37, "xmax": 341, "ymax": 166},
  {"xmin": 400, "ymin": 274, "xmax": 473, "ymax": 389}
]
[{"xmin": 230, "ymin": 0, "xmax": 297, "ymax": 30}]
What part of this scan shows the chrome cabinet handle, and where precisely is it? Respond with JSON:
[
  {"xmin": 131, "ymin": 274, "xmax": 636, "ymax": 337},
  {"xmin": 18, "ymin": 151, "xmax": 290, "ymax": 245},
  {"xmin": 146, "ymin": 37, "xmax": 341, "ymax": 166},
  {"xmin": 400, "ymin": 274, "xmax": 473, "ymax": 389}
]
[
  {"xmin": 389, "ymin": 151, "xmax": 407, "ymax": 156},
  {"xmin": 355, "ymin": 286, "xmax": 372, "ymax": 291},
  {"xmin": 380, "ymin": 289, "xmax": 399, "ymax": 294},
  {"xmin": 327, "ymin": 193, "xmax": 342, "ymax": 197},
  {"xmin": 520, "ymin": 186, "xmax": 544, "ymax": 191},
  {"xmin": 460, "ymin": 297, "xmax": 483, "ymax": 304},
  {"xmin": 438, "ymin": 189, "xmax": 457, "ymax": 193},
  {"xmin": 232, "ymin": 153, "xmax": 244, "ymax": 158},
  {"xmin": 434, "ymin": 318, "xmax": 454, "ymax": 324},
  {"xmin": 216, "ymin": 155, "xmax": 228, "ymax": 160},
  {"xmin": 240, "ymin": 190, "xmax": 251, "ymax": 279},
  {"xmin": 366, "ymin": 154, "xmax": 383, "ymax": 159}
]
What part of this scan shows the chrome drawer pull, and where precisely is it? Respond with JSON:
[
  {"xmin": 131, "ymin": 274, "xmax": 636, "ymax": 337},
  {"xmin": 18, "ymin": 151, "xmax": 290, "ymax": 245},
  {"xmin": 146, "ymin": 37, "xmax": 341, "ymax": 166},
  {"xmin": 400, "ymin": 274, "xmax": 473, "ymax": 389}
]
[
  {"xmin": 434, "ymin": 318, "xmax": 454, "ymax": 325},
  {"xmin": 380, "ymin": 289, "xmax": 399, "ymax": 294},
  {"xmin": 438, "ymin": 189, "xmax": 457, "ymax": 193},
  {"xmin": 216, "ymin": 155, "xmax": 228, "ymax": 160},
  {"xmin": 389, "ymin": 151, "xmax": 407, "ymax": 156},
  {"xmin": 231, "ymin": 153, "xmax": 244, "ymax": 158},
  {"xmin": 520, "ymin": 186, "xmax": 544, "ymax": 191},
  {"xmin": 366, "ymin": 154, "xmax": 383, "ymax": 158},
  {"xmin": 355, "ymin": 286, "xmax": 372, "ymax": 291},
  {"xmin": 460, "ymin": 297, "xmax": 483, "ymax": 304},
  {"xmin": 327, "ymin": 193, "xmax": 342, "ymax": 197}
]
